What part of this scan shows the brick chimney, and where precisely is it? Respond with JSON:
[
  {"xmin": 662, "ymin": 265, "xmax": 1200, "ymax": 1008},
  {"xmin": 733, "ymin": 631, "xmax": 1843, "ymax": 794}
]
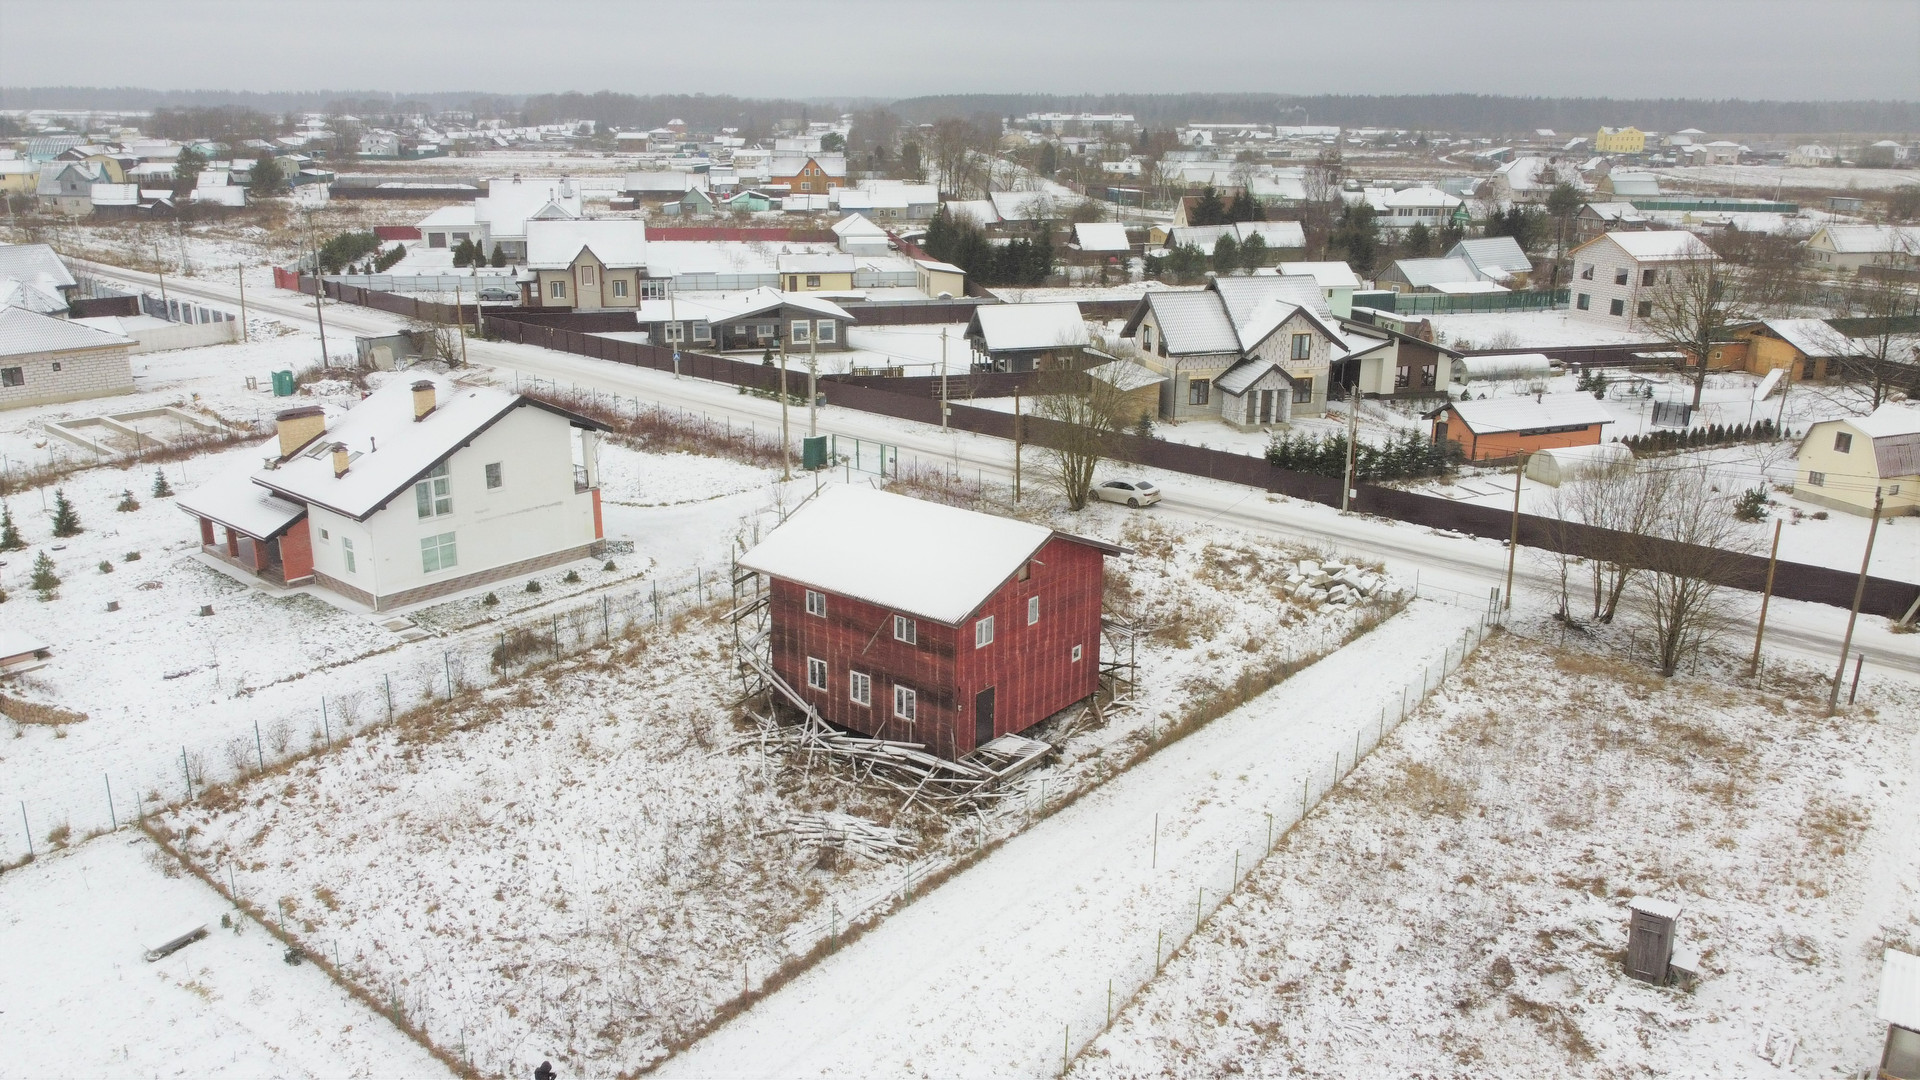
[
  {"xmin": 274, "ymin": 405, "xmax": 326, "ymax": 460},
  {"xmin": 412, "ymin": 380, "xmax": 437, "ymax": 422},
  {"xmin": 331, "ymin": 442, "xmax": 350, "ymax": 478}
]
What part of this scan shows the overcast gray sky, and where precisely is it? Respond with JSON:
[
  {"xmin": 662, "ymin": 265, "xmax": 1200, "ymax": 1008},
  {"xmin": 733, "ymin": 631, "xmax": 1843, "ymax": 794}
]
[{"xmin": 3, "ymin": 0, "xmax": 1916, "ymax": 100}]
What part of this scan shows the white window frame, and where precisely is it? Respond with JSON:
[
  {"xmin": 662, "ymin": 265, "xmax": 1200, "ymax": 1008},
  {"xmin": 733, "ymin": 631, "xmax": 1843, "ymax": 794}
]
[
  {"xmin": 549, "ymin": 279, "xmax": 567, "ymax": 299},
  {"xmin": 341, "ymin": 536, "xmax": 356, "ymax": 573},
  {"xmin": 893, "ymin": 615, "xmax": 916, "ymax": 644},
  {"xmin": 485, "ymin": 462, "xmax": 503, "ymax": 489},
  {"xmin": 807, "ymin": 656, "xmax": 827, "ymax": 690},
  {"xmin": 849, "ymin": 671, "xmax": 871, "ymax": 707},
  {"xmin": 1027, "ymin": 595, "xmax": 1040, "ymax": 626},
  {"xmin": 1834, "ymin": 432, "xmax": 1852, "ymax": 453},
  {"xmin": 611, "ymin": 278, "xmax": 629, "ymax": 298},
  {"xmin": 691, "ymin": 320, "xmax": 711, "ymax": 341},
  {"xmin": 975, "ymin": 615, "xmax": 995, "ymax": 649},
  {"xmin": 640, "ymin": 279, "xmax": 667, "ymax": 299},
  {"xmin": 663, "ymin": 322, "xmax": 686, "ymax": 343},
  {"xmin": 893, "ymin": 684, "xmax": 916, "ymax": 722},
  {"xmin": 420, "ymin": 531, "xmax": 457, "ymax": 573},
  {"xmin": 805, "ymin": 589, "xmax": 827, "ymax": 617},
  {"xmin": 578, "ymin": 264, "xmax": 597, "ymax": 287},
  {"xmin": 415, "ymin": 462, "xmax": 452, "ymax": 518},
  {"xmin": 791, "ymin": 320, "xmax": 811, "ymax": 344},
  {"xmin": 1072, "ymin": 643, "xmax": 1083, "ymax": 662},
  {"xmin": 816, "ymin": 320, "xmax": 837, "ymax": 344}
]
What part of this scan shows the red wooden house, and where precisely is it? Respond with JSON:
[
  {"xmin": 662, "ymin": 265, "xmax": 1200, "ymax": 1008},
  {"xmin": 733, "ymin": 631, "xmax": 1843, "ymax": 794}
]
[{"xmin": 738, "ymin": 487, "xmax": 1125, "ymax": 759}]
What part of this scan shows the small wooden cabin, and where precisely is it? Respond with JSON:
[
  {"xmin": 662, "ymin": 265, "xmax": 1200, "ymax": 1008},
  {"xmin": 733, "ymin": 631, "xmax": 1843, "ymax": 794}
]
[
  {"xmin": 737, "ymin": 487, "xmax": 1125, "ymax": 759},
  {"xmin": 1426, "ymin": 394, "xmax": 1616, "ymax": 461}
]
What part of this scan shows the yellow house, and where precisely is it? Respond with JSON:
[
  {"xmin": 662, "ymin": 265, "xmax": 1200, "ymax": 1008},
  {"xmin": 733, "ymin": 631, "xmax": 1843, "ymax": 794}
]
[
  {"xmin": 777, "ymin": 254, "xmax": 855, "ymax": 292},
  {"xmin": 1595, "ymin": 126, "xmax": 1647, "ymax": 154},
  {"xmin": 1794, "ymin": 403, "xmax": 1920, "ymax": 517}
]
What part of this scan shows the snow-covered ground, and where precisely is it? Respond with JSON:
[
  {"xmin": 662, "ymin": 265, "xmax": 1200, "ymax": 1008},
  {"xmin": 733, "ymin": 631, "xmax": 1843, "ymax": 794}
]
[
  {"xmin": 1074, "ymin": 627, "xmax": 1920, "ymax": 1078},
  {"xmin": 1651, "ymin": 164, "xmax": 1920, "ymax": 193},
  {"xmin": 0, "ymin": 832, "xmax": 451, "ymax": 1078}
]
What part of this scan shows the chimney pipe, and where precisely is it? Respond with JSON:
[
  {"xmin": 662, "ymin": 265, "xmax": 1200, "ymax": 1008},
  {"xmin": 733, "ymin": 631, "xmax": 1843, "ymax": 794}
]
[
  {"xmin": 274, "ymin": 405, "xmax": 326, "ymax": 460},
  {"xmin": 412, "ymin": 380, "xmax": 436, "ymax": 421},
  {"xmin": 331, "ymin": 442, "xmax": 350, "ymax": 477}
]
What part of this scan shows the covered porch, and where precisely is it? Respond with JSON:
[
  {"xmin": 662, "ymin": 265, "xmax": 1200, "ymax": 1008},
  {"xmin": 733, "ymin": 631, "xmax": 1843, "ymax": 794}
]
[{"xmin": 177, "ymin": 484, "xmax": 313, "ymax": 587}]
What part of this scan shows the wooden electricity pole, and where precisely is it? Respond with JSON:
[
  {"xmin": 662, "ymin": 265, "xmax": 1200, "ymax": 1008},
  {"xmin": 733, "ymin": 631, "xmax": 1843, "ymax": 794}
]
[
  {"xmin": 1503, "ymin": 452, "xmax": 1527, "ymax": 611},
  {"xmin": 1339, "ymin": 382, "xmax": 1360, "ymax": 512},
  {"xmin": 1747, "ymin": 517, "xmax": 1782, "ymax": 678},
  {"xmin": 237, "ymin": 265, "xmax": 248, "ymax": 342},
  {"xmin": 1828, "ymin": 486, "xmax": 1884, "ymax": 714},
  {"xmin": 1013, "ymin": 387, "xmax": 1022, "ymax": 502},
  {"xmin": 779, "ymin": 334, "xmax": 791, "ymax": 481}
]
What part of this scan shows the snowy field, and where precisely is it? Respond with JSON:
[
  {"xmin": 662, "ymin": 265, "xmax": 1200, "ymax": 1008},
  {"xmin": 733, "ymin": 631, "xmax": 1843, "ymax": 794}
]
[
  {"xmin": 149, "ymin": 501, "xmax": 1403, "ymax": 1077},
  {"xmin": 1074, "ymin": 627, "xmax": 1920, "ymax": 1078},
  {"xmin": 1651, "ymin": 164, "xmax": 1920, "ymax": 193}
]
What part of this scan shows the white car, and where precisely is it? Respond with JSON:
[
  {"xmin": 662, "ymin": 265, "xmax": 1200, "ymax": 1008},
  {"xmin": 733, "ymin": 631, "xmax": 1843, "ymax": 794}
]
[{"xmin": 1093, "ymin": 478, "xmax": 1161, "ymax": 508}]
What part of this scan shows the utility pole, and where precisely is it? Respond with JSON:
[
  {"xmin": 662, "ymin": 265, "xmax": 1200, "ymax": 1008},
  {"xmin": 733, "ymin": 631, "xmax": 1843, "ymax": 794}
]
[
  {"xmin": 940, "ymin": 325, "xmax": 950, "ymax": 431},
  {"xmin": 1747, "ymin": 517, "xmax": 1782, "ymax": 679},
  {"xmin": 669, "ymin": 288, "xmax": 680, "ymax": 378},
  {"xmin": 779, "ymin": 333, "xmax": 791, "ymax": 481},
  {"xmin": 1827, "ymin": 486, "xmax": 1884, "ymax": 714},
  {"xmin": 1339, "ymin": 382, "xmax": 1360, "ymax": 512},
  {"xmin": 1503, "ymin": 451, "xmax": 1527, "ymax": 611},
  {"xmin": 305, "ymin": 212, "xmax": 330, "ymax": 368},
  {"xmin": 808, "ymin": 319, "xmax": 819, "ymax": 437},
  {"xmin": 1013, "ymin": 386, "xmax": 1022, "ymax": 502},
  {"xmin": 456, "ymin": 278, "xmax": 468, "ymax": 366},
  {"xmin": 236, "ymin": 264, "xmax": 248, "ymax": 342}
]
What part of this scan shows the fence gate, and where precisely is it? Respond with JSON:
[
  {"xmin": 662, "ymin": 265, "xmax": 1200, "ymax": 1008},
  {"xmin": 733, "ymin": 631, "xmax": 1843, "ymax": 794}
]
[{"xmin": 830, "ymin": 435, "xmax": 897, "ymax": 477}]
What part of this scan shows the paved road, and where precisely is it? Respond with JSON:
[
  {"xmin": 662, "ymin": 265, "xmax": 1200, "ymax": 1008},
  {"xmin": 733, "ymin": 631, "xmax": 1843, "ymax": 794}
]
[{"xmin": 83, "ymin": 262, "xmax": 1920, "ymax": 678}]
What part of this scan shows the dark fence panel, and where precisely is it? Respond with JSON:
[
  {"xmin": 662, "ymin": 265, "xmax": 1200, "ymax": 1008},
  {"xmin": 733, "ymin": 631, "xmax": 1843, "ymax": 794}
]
[
  {"xmin": 838, "ymin": 300, "xmax": 996, "ymax": 326},
  {"xmin": 300, "ymin": 275, "xmax": 1920, "ymax": 618},
  {"xmin": 69, "ymin": 294, "xmax": 141, "ymax": 318}
]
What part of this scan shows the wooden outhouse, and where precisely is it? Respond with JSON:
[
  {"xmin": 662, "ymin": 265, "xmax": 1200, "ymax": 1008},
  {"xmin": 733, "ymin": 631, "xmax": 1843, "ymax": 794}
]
[{"xmin": 737, "ymin": 487, "xmax": 1125, "ymax": 759}]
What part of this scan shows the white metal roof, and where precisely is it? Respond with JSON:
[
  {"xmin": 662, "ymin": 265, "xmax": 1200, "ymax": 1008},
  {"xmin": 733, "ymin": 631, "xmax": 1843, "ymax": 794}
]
[
  {"xmin": 524, "ymin": 219, "xmax": 648, "ymax": 270},
  {"xmin": 1757, "ymin": 318, "xmax": 1862, "ymax": 359},
  {"xmin": 737, "ymin": 486, "xmax": 1057, "ymax": 625},
  {"xmin": 776, "ymin": 253, "xmax": 855, "ymax": 274},
  {"xmin": 969, "ymin": 302, "xmax": 1089, "ymax": 352},
  {"xmin": 1598, "ymin": 231, "xmax": 1716, "ymax": 262},
  {"xmin": 1073, "ymin": 222, "xmax": 1131, "ymax": 253},
  {"xmin": 1144, "ymin": 290, "xmax": 1241, "ymax": 354},
  {"xmin": 0, "ymin": 243, "xmax": 76, "ymax": 291},
  {"xmin": 0, "ymin": 305, "xmax": 131, "ymax": 357},
  {"xmin": 1086, "ymin": 358, "xmax": 1166, "ymax": 392},
  {"xmin": 1882, "ymin": 949, "xmax": 1920, "ymax": 1030},
  {"xmin": 1430, "ymin": 281, "xmax": 1510, "ymax": 295},
  {"xmin": 632, "ymin": 287, "xmax": 852, "ymax": 325},
  {"xmin": 1279, "ymin": 261, "xmax": 1361, "ymax": 289},
  {"xmin": 1443, "ymin": 394, "xmax": 1616, "ymax": 434},
  {"xmin": 1449, "ymin": 236, "xmax": 1532, "ymax": 275},
  {"xmin": 1214, "ymin": 359, "xmax": 1295, "ymax": 395},
  {"xmin": 176, "ymin": 466, "xmax": 308, "ymax": 540},
  {"xmin": 831, "ymin": 213, "xmax": 888, "ymax": 238},
  {"xmin": 1816, "ymin": 224, "xmax": 1920, "ymax": 255},
  {"xmin": 1390, "ymin": 257, "xmax": 1484, "ymax": 288},
  {"xmin": 0, "ymin": 627, "xmax": 50, "ymax": 661}
]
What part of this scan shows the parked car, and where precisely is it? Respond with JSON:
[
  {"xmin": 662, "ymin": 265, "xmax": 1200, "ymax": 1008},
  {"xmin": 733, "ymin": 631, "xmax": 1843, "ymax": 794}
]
[
  {"xmin": 476, "ymin": 287, "xmax": 517, "ymax": 302},
  {"xmin": 1092, "ymin": 478, "xmax": 1161, "ymax": 508}
]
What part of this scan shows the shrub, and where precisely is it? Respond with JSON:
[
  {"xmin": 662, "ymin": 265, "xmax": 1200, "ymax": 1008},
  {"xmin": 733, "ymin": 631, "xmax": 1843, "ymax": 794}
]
[
  {"xmin": 524, "ymin": 581, "xmax": 542, "ymax": 594},
  {"xmin": 1734, "ymin": 487, "xmax": 1768, "ymax": 522},
  {"xmin": 603, "ymin": 560, "xmax": 617, "ymax": 571},
  {"xmin": 98, "ymin": 559, "xmax": 115, "ymax": 574},
  {"xmin": 482, "ymin": 591, "xmax": 499, "ymax": 607},
  {"xmin": 116, "ymin": 489, "xmax": 140, "ymax": 513},
  {"xmin": 123, "ymin": 551, "xmax": 141, "ymax": 562},
  {"xmin": 562, "ymin": 569, "xmax": 581, "ymax": 584}
]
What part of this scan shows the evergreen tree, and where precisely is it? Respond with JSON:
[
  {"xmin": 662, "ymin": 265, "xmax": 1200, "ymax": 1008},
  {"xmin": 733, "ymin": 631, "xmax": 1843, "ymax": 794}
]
[
  {"xmin": 248, "ymin": 154, "xmax": 286, "ymax": 197},
  {"xmin": 1213, "ymin": 233, "xmax": 1241, "ymax": 275},
  {"xmin": 116, "ymin": 489, "xmax": 140, "ymax": 513},
  {"xmin": 1239, "ymin": 232, "xmax": 1268, "ymax": 270},
  {"xmin": 174, "ymin": 146, "xmax": 208, "ymax": 193},
  {"xmin": 1191, "ymin": 186, "xmax": 1228, "ymax": 227},
  {"xmin": 1403, "ymin": 221, "xmax": 1434, "ymax": 259},
  {"xmin": 152, "ymin": 469, "xmax": 174, "ymax": 498},
  {"xmin": 0, "ymin": 502, "xmax": 22, "ymax": 551},
  {"xmin": 1228, "ymin": 193, "xmax": 1264, "ymax": 223},
  {"xmin": 50, "ymin": 488, "xmax": 81, "ymax": 537},
  {"xmin": 490, "ymin": 244, "xmax": 507, "ymax": 268},
  {"xmin": 1437, "ymin": 221, "xmax": 1466, "ymax": 251},
  {"xmin": 451, "ymin": 238, "xmax": 472, "ymax": 268},
  {"xmin": 1329, "ymin": 201, "xmax": 1381, "ymax": 278},
  {"xmin": 30, "ymin": 550, "xmax": 59, "ymax": 592}
]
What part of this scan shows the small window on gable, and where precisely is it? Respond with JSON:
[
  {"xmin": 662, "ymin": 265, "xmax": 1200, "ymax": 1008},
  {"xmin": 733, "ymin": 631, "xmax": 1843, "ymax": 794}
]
[
  {"xmin": 1291, "ymin": 333, "xmax": 1312, "ymax": 360},
  {"xmin": 975, "ymin": 615, "xmax": 994, "ymax": 648},
  {"xmin": 1072, "ymin": 644, "xmax": 1083, "ymax": 662},
  {"xmin": 485, "ymin": 462, "xmax": 503, "ymax": 489},
  {"xmin": 1614, "ymin": 267, "xmax": 1629, "ymax": 285},
  {"xmin": 894, "ymin": 615, "xmax": 916, "ymax": 644},
  {"xmin": 1027, "ymin": 595, "xmax": 1040, "ymax": 625},
  {"xmin": 1834, "ymin": 431, "xmax": 1853, "ymax": 453},
  {"xmin": 805, "ymin": 589, "xmax": 827, "ymax": 617}
]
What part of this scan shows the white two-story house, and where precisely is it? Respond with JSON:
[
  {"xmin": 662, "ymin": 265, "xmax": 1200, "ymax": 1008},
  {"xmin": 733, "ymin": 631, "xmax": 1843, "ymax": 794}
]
[
  {"xmin": 1120, "ymin": 277, "xmax": 1356, "ymax": 428},
  {"xmin": 1566, "ymin": 231, "xmax": 1717, "ymax": 330},
  {"xmin": 179, "ymin": 376, "xmax": 609, "ymax": 611}
]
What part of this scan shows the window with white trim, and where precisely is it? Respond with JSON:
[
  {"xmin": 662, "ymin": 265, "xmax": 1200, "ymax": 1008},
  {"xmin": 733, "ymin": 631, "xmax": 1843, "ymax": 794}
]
[
  {"xmin": 791, "ymin": 320, "xmax": 811, "ymax": 344},
  {"xmin": 893, "ymin": 615, "xmax": 916, "ymax": 644},
  {"xmin": 611, "ymin": 278, "xmax": 629, "ymax": 298},
  {"xmin": 420, "ymin": 531, "xmax": 457, "ymax": 573},
  {"xmin": 816, "ymin": 320, "xmax": 837, "ymax": 343},
  {"xmin": 485, "ymin": 462, "xmax": 503, "ymax": 489},
  {"xmin": 849, "ymin": 671, "xmax": 871, "ymax": 707},
  {"xmin": 341, "ymin": 536, "xmax": 356, "ymax": 573},
  {"xmin": 1027, "ymin": 595, "xmax": 1040, "ymax": 625},
  {"xmin": 578, "ymin": 264, "xmax": 597, "ymax": 287},
  {"xmin": 807, "ymin": 656, "xmax": 827, "ymax": 690},
  {"xmin": 1834, "ymin": 432, "xmax": 1853, "ymax": 453},
  {"xmin": 1072, "ymin": 643, "xmax": 1083, "ymax": 662},
  {"xmin": 893, "ymin": 684, "xmax": 916, "ymax": 722},
  {"xmin": 691, "ymin": 320, "xmax": 711, "ymax": 341},
  {"xmin": 975, "ymin": 615, "xmax": 994, "ymax": 648},
  {"xmin": 415, "ymin": 462, "xmax": 452, "ymax": 518},
  {"xmin": 549, "ymin": 279, "xmax": 566, "ymax": 299},
  {"xmin": 805, "ymin": 589, "xmax": 827, "ymax": 617},
  {"xmin": 663, "ymin": 322, "xmax": 685, "ymax": 343},
  {"xmin": 640, "ymin": 279, "xmax": 667, "ymax": 299}
]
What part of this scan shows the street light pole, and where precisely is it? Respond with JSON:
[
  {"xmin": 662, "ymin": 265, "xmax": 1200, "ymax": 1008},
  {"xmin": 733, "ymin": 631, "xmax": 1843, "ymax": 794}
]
[{"xmin": 1827, "ymin": 486, "xmax": 1885, "ymax": 714}]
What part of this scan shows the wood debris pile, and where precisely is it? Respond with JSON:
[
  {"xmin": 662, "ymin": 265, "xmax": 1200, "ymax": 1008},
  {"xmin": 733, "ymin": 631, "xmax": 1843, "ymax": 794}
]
[{"xmin": 762, "ymin": 812, "xmax": 915, "ymax": 859}]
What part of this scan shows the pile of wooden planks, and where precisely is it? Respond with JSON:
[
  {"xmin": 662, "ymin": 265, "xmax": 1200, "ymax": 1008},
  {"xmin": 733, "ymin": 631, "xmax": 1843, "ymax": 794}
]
[{"xmin": 762, "ymin": 812, "xmax": 915, "ymax": 859}]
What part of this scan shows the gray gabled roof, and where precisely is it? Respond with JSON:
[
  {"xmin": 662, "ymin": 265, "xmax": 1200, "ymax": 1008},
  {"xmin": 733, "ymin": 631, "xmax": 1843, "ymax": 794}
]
[{"xmin": 1448, "ymin": 237, "xmax": 1532, "ymax": 276}]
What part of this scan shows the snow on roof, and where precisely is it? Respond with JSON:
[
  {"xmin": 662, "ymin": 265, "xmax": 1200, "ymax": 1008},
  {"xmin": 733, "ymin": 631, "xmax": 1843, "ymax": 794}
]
[
  {"xmin": 1851, "ymin": 402, "xmax": 1920, "ymax": 440},
  {"xmin": 525, "ymin": 219, "xmax": 647, "ymax": 270},
  {"xmin": 1449, "ymin": 236, "xmax": 1532, "ymax": 275},
  {"xmin": 1166, "ymin": 221, "xmax": 1306, "ymax": 256},
  {"xmin": 1214, "ymin": 358, "xmax": 1295, "ymax": 395},
  {"xmin": 1143, "ymin": 290, "xmax": 1241, "ymax": 354},
  {"xmin": 1441, "ymin": 394, "xmax": 1615, "ymax": 434},
  {"xmin": 969, "ymin": 302, "xmax": 1089, "ymax": 352},
  {"xmin": 1279, "ymin": 261, "xmax": 1361, "ymax": 289},
  {"xmin": 1073, "ymin": 221, "xmax": 1131, "ymax": 253},
  {"xmin": 1598, "ymin": 231, "xmax": 1716, "ymax": 262},
  {"xmin": 1430, "ymin": 281, "xmax": 1510, "ymax": 295},
  {"xmin": 1583, "ymin": 201, "xmax": 1650, "ymax": 222},
  {"xmin": 477, "ymin": 177, "xmax": 582, "ymax": 238},
  {"xmin": 417, "ymin": 204, "xmax": 478, "ymax": 228},
  {"xmin": 1757, "ymin": 318, "xmax": 1862, "ymax": 358},
  {"xmin": 1816, "ymin": 224, "xmax": 1920, "ymax": 254},
  {"xmin": 739, "ymin": 487, "xmax": 1104, "ymax": 625},
  {"xmin": 625, "ymin": 170, "xmax": 703, "ymax": 192},
  {"xmin": 0, "ymin": 278, "xmax": 68, "ymax": 315},
  {"xmin": 831, "ymin": 213, "xmax": 888, "ymax": 238},
  {"xmin": 989, "ymin": 190, "xmax": 1066, "ymax": 222},
  {"xmin": 1882, "ymin": 949, "xmax": 1920, "ymax": 1030},
  {"xmin": 1390, "ymin": 257, "xmax": 1484, "ymax": 288},
  {"xmin": 0, "ymin": 243, "xmax": 76, "ymax": 291},
  {"xmin": 632, "ymin": 287, "xmax": 852, "ymax": 325},
  {"xmin": 776, "ymin": 253, "xmax": 855, "ymax": 274},
  {"xmin": 0, "ymin": 626, "xmax": 49, "ymax": 663},
  {"xmin": 176, "ymin": 467, "xmax": 308, "ymax": 540},
  {"xmin": 0, "ymin": 305, "xmax": 130, "ymax": 357},
  {"xmin": 1381, "ymin": 186, "xmax": 1460, "ymax": 209},
  {"xmin": 1628, "ymin": 896, "xmax": 1681, "ymax": 920},
  {"xmin": 1212, "ymin": 275, "xmax": 1330, "ymax": 328},
  {"xmin": 944, "ymin": 199, "xmax": 1000, "ymax": 226},
  {"xmin": 1086, "ymin": 358, "xmax": 1166, "ymax": 392}
]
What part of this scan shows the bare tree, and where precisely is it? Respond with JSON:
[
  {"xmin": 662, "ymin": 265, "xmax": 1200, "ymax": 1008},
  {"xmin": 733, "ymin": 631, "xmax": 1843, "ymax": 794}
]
[
  {"xmin": 1624, "ymin": 466, "xmax": 1756, "ymax": 677},
  {"xmin": 1824, "ymin": 233, "xmax": 1920, "ymax": 412},
  {"xmin": 928, "ymin": 118, "xmax": 988, "ymax": 198},
  {"xmin": 1565, "ymin": 459, "xmax": 1656, "ymax": 624},
  {"xmin": 1028, "ymin": 362, "xmax": 1129, "ymax": 511},
  {"xmin": 1640, "ymin": 249, "xmax": 1750, "ymax": 410}
]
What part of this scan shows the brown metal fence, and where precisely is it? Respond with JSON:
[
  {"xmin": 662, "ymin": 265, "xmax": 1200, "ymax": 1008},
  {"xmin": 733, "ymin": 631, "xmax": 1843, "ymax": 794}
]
[{"xmin": 305, "ymin": 278, "xmax": 1920, "ymax": 618}]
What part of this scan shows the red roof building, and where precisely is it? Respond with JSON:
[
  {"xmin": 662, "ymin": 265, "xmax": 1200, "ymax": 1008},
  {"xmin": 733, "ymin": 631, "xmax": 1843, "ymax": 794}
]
[{"xmin": 738, "ymin": 487, "xmax": 1124, "ymax": 758}]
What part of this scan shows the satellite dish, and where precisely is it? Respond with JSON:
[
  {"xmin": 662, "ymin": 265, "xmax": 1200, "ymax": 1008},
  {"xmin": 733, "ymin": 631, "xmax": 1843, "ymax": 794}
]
[{"xmin": 1753, "ymin": 367, "xmax": 1784, "ymax": 402}]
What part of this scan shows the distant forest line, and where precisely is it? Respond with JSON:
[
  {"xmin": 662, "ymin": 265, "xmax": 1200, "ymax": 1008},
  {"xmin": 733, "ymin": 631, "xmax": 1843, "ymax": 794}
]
[{"xmin": 3, "ymin": 87, "xmax": 1917, "ymax": 135}]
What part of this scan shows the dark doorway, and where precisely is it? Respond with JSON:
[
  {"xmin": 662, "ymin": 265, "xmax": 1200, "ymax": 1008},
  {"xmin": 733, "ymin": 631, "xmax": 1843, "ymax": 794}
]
[{"xmin": 974, "ymin": 687, "xmax": 996, "ymax": 749}]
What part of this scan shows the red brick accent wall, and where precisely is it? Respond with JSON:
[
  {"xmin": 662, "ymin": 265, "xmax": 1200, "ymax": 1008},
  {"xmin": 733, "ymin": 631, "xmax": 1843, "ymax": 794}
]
[{"xmin": 278, "ymin": 518, "xmax": 314, "ymax": 583}]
